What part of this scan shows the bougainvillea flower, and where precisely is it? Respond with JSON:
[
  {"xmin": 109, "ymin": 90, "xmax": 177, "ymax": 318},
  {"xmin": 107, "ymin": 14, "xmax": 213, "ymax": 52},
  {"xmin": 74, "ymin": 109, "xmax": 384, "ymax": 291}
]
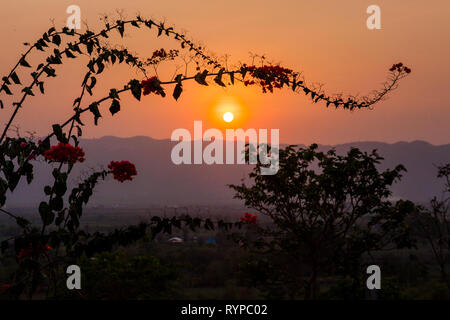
[
  {"xmin": 27, "ymin": 152, "xmax": 37, "ymax": 161},
  {"xmin": 17, "ymin": 242, "xmax": 52, "ymax": 262},
  {"xmin": 240, "ymin": 212, "xmax": 257, "ymax": 225},
  {"xmin": 108, "ymin": 160, "xmax": 138, "ymax": 182},
  {"xmin": 389, "ymin": 62, "xmax": 411, "ymax": 74},
  {"xmin": 152, "ymin": 48, "xmax": 167, "ymax": 58},
  {"xmin": 44, "ymin": 142, "xmax": 85, "ymax": 164},
  {"xmin": 141, "ymin": 76, "xmax": 165, "ymax": 96},
  {"xmin": 17, "ymin": 248, "xmax": 32, "ymax": 261},
  {"xmin": 244, "ymin": 65, "xmax": 293, "ymax": 93},
  {"xmin": 0, "ymin": 284, "xmax": 10, "ymax": 292}
]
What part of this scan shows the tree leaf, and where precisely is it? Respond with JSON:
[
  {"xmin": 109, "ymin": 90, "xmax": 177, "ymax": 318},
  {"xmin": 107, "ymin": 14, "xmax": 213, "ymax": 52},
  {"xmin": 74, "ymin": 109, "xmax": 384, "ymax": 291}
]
[
  {"xmin": 129, "ymin": 79, "xmax": 141, "ymax": 101},
  {"xmin": 1, "ymin": 85, "xmax": 12, "ymax": 95},
  {"xmin": 11, "ymin": 72, "xmax": 21, "ymax": 84},
  {"xmin": 39, "ymin": 201, "xmax": 54, "ymax": 226},
  {"xmin": 52, "ymin": 34, "xmax": 61, "ymax": 46},
  {"xmin": 118, "ymin": 26, "xmax": 125, "ymax": 37},
  {"xmin": 52, "ymin": 124, "xmax": 65, "ymax": 142},
  {"xmin": 19, "ymin": 57, "xmax": 31, "ymax": 68},
  {"xmin": 16, "ymin": 217, "xmax": 30, "ymax": 229},
  {"xmin": 44, "ymin": 185, "xmax": 52, "ymax": 195},
  {"xmin": 89, "ymin": 102, "xmax": 101, "ymax": 125},
  {"xmin": 214, "ymin": 69, "xmax": 226, "ymax": 87},
  {"xmin": 39, "ymin": 82, "xmax": 45, "ymax": 94},
  {"xmin": 173, "ymin": 83, "xmax": 183, "ymax": 101},
  {"xmin": 65, "ymin": 50, "xmax": 76, "ymax": 58},
  {"xmin": 22, "ymin": 87, "xmax": 34, "ymax": 96},
  {"xmin": 43, "ymin": 66, "xmax": 56, "ymax": 77},
  {"xmin": 109, "ymin": 99, "xmax": 120, "ymax": 115},
  {"xmin": 96, "ymin": 61, "xmax": 105, "ymax": 74},
  {"xmin": 50, "ymin": 196, "xmax": 64, "ymax": 211},
  {"xmin": 43, "ymin": 32, "xmax": 50, "ymax": 42},
  {"xmin": 194, "ymin": 70, "xmax": 208, "ymax": 86},
  {"xmin": 86, "ymin": 41, "xmax": 94, "ymax": 55},
  {"xmin": 229, "ymin": 72, "xmax": 234, "ymax": 85},
  {"xmin": 89, "ymin": 76, "xmax": 97, "ymax": 90}
]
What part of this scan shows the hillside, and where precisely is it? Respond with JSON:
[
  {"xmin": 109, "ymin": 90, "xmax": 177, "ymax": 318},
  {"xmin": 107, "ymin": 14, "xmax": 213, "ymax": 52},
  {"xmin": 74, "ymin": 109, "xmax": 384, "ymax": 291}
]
[{"xmin": 5, "ymin": 137, "xmax": 449, "ymax": 208}]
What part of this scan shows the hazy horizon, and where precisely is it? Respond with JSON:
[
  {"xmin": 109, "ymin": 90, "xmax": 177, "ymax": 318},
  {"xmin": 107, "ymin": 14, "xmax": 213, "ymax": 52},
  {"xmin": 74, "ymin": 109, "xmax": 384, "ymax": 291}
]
[
  {"xmin": 50, "ymin": 134, "xmax": 450, "ymax": 147},
  {"xmin": 4, "ymin": 137, "xmax": 449, "ymax": 209}
]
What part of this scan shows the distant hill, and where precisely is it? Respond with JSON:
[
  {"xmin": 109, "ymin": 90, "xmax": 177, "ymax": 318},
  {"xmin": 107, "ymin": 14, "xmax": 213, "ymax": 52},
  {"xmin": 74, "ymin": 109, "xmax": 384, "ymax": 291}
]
[{"xmin": 5, "ymin": 137, "xmax": 450, "ymax": 208}]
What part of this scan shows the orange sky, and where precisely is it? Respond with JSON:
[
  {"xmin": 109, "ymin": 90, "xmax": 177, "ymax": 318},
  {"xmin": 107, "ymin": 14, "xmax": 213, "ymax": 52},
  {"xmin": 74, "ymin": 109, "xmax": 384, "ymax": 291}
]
[{"xmin": 0, "ymin": 0, "xmax": 449, "ymax": 145}]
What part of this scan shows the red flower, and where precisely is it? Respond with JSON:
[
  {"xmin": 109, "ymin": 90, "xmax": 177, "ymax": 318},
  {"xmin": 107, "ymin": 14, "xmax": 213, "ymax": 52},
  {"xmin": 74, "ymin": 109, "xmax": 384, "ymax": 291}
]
[
  {"xmin": 240, "ymin": 212, "xmax": 257, "ymax": 225},
  {"xmin": 244, "ymin": 65, "xmax": 292, "ymax": 93},
  {"xmin": 141, "ymin": 76, "xmax": 165, "ymax": 96},
  {"xmin": 17, "ymin": 248, "xmax": 32, "ymax": 261},
  {"xmin": 0, "ymin": 284, "xmax": 10, "ymax": 292},
  {"xmin": 17, "ymin": 242, "xmax": 51, "ymax": 261},
  {"xmin": 27, "ymin": 152, "xmax": 37, "ymax": 161},
  {"xmin": 108, "ymin": 160, "xmax": 137, "ymax": 182},
  {"xmin": 44, "ymin": 142, "xmax": 85, "ymax": 164},
  {"xmin": 389, "ymin": 62, "xmax": 411, "ymax": 74},
  {"xmin": 20, "ymin": 142, "xmax": 27, "ymax": 148},
  {"xmin": 152, "ymin": 48, "xmax": 167, "ymax": 58}
]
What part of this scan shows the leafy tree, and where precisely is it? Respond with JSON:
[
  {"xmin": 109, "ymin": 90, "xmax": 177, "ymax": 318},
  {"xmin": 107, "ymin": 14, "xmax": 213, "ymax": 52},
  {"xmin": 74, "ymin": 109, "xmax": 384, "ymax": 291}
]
[
  {"xmin": 413, "ymin": 164, "xmax": 450, "ymax": 289},
  {"xmin": 230, "ymin": 144, "xmax": 416, "ymax": 299}
]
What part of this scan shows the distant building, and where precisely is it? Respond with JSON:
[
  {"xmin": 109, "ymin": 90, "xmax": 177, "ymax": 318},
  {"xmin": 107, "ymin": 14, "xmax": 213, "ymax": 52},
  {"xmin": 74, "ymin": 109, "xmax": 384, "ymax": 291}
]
[{"xmin": 168, "ymin": 237, "xmax": 184, "ymax": 243}]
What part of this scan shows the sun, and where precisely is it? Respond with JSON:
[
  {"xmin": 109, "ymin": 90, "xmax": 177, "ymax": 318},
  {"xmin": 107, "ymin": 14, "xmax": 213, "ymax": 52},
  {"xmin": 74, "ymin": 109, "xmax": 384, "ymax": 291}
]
[
  {"xmin": 208, "ymin": 95, "xmax": 248, "ymax": 127},
  {"xmin": 223, "ymin": 111, "xmax": 234, "ymax": 123}
]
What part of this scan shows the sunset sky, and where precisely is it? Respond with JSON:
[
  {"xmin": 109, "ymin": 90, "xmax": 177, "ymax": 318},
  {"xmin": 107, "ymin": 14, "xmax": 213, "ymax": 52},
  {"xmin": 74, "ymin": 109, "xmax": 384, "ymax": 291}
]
[{"xmin": 0, "ymin": 0, "xmax": 449, "ymax": 145}]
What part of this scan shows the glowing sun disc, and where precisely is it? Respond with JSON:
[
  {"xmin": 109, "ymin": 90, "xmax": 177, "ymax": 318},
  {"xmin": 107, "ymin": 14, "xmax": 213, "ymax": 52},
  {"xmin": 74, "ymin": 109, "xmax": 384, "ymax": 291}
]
[{"xmin": 223, "ymin": 112, "xmax": 234, "ymax": 123}]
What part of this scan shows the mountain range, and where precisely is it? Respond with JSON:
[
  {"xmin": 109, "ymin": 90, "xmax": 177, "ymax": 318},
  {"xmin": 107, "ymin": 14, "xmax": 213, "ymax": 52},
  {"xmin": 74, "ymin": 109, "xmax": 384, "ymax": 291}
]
[{"xmin": 5, "ymin": 137, "xmax": 450, "ymax": 208}]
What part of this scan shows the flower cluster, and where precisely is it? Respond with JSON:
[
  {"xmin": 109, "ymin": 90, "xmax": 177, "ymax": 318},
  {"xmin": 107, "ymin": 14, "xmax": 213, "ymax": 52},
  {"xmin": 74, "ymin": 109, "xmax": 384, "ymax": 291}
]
[
  {"xmin": 108, "ymin": 160, "xmax": 137, "ymax": 182},
  {"xmin": 44, "ymin": 142, "xmax": 85, "ymax": 164},
  {"xmin": 244, "ymin": 65, "xmax": 293, "ymax": 93},
  {"xmin": 27, "ymin": 152, "xmax": 37, "ymax": 161},
  {"xmin": 141, "ymin": 76, "xmax": 165, "ymax": 96},
  {"xmin": 389, "ymin": 62, "xmax": 411, "ymax": 74},
  {"xmin": 0, "ymin": 284, "xmax": 10, "ymax": 293},
  {"xmin": 16, "ymin": 139, "xmax": 36, "ymax": 161},
  {"xmin": 146, "ymin": 49, "xmax": 179, "ymax": 65},
  {"xmin": 152, "ymin": 48, "xmax": 167, "ymax": 58},
  {"xmin": 17, "ymin": 243, "xmax": 51, "ymax": 261},
  {"xmin": 240, "ymin": 212, "xmax": 257, "ymax": 225}
]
